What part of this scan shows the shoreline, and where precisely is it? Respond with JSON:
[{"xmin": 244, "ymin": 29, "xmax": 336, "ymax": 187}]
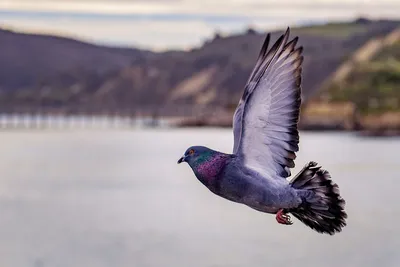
[
  {"xmin": 170, "ymin": 115, "xmax": 400, "ymax": 137},
  {"xmin": 0, "ymin": 113, "xmax": 398, "ymax": 137}
]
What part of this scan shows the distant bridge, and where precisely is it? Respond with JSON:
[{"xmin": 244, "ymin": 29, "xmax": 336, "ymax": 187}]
[
  {"xmin": 0, "ymin": 104, "xmax": 228, "ymax": 129},
  {"xmin": 0, "ymin": 113, "xmax": 165, "ymax": 129}
]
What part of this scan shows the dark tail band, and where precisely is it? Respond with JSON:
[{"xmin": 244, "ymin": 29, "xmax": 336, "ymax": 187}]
[{"xmin": 289, "ymin": 161, "xmax": 347, "ymax": 235}]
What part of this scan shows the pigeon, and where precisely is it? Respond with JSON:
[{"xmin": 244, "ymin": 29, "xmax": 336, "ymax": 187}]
[{"xmin": 178, "ymin": 28, "xmax": 347, "ymax": 235}]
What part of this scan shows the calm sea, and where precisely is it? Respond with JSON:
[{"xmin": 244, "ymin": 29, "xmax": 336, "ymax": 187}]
[{"xmin": 0, "ymin": 129, "xmax": 399, "ymax": 267}]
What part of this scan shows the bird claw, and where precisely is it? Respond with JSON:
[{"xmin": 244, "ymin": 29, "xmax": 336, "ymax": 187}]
[{"xmin": 276, "ymin": 209, "xmax": 293, "ymax": 225}]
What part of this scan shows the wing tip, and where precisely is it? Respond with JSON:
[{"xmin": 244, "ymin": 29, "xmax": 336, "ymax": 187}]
[{"xmin": 258, "ymin": 33, "xmax": 271, "ymax": 57}]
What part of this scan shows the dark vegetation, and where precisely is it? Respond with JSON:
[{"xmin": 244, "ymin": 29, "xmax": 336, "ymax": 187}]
[{"xmin": 326, "ymin": 40, "xmax": 400, "ymax": 115}]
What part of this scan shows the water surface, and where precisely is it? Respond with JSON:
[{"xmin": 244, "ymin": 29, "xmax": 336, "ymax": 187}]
[{"xmin": 0, "ymin": 129, "xmax": 398, "ymax": 267}]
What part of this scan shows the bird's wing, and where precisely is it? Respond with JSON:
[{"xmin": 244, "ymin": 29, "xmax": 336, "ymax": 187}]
[
  {"xmin": 232, "ymin": 33, "xmax": 271, "ymax": 153},
  {"xmin": 232, "ymin": 28, "xmax": 303, "ymax": 178}
]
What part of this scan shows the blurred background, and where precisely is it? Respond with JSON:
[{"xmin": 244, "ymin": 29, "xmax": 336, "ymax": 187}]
[{"xmin": 0, "ymin": 1, "xmax": 399, "ymax": 267}]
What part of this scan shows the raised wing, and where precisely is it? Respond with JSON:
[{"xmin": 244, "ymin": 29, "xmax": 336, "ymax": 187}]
[
  {"xmin": 232, "ymin": 33, "xmax": 271, "ymax": 153},
  {"xmin": 232, "ymin": 28, "xmax": 303, "ymax": 178}
]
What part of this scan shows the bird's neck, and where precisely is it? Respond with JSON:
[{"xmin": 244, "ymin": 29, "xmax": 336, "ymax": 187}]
[{"xmin": 192, "ymin": 153, "xmax": 229, "ymax": 184}]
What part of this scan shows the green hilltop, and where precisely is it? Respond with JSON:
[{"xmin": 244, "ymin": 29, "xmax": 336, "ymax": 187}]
[{"xmin": 302, "ymin": 28, "xmax": 400, "ymax": 135}]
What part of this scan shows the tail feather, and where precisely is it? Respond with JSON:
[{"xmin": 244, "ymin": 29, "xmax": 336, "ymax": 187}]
[{"xmin": 289, "ymin": 161, "xmax": 347, "ymax": 235}]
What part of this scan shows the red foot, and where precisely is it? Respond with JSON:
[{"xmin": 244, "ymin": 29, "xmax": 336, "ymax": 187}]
[{"xmin": 276, "ymin": 209, "xmax": 293, "ymax": 225}]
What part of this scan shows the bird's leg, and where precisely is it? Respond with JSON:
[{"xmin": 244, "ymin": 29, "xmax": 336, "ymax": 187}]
[{"xmin": 276, "ymin": 209, "xmax": 293, "ymax": 225}]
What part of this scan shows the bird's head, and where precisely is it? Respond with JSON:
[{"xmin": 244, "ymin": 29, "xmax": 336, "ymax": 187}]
[{"xmin": 177, "ymin": 146, "xmax": 214, "ymax": 167}]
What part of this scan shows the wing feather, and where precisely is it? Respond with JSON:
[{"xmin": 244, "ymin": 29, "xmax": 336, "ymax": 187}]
[
  {"xmin": 232, "ymin": 28, "xmax": 303, "ymax": 178},
  {"xmin": 233, "ymin": 31, "xmax": 289, "ymax": 152}
]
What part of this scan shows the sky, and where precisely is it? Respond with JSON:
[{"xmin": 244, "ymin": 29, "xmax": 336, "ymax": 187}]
[{"xmin": 1, "ymin": 0, "xmax": 400, "ymax": 50}]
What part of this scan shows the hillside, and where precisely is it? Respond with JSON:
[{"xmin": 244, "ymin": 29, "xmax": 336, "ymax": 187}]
[
  {"xmin": 0, "ymin": 18, "xmax": 399, "ymax": 117},
  {"xmin": 302, "ymin": 28, "xmax": 400, "ymax": 135},
  {"xmin": 0, "ymin": 28, "xmax": 152, "ymax": 91}
]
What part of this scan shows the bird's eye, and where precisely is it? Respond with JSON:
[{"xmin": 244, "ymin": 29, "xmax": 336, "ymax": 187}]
[{"xmin": 188, "ymin": 149, "xmax": 195, "ymax": 155}]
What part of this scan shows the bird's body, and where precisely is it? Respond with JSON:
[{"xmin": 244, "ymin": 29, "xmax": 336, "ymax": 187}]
[
  {"xmin": 178, "ymin": 28, "xmax": 347, "ymax": 235},
  {"xmin": 190, "ymin": 150, "xmax": 300, "ymax": 213}
]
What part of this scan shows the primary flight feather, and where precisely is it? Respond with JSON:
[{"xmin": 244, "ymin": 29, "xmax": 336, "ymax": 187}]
[{"xmin": 178, "ymin": 28, "xmax": 347, "ymax": 235}]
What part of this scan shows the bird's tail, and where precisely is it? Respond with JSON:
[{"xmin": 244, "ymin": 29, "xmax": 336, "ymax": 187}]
[{"xmin": 289, "ymin": 161, "xmax": 347, "ymax": 235}]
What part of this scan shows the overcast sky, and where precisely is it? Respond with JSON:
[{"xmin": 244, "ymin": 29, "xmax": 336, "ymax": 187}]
[{"xmin": 1, "ymin": 0, "xmax": 400, "ymax": 50}]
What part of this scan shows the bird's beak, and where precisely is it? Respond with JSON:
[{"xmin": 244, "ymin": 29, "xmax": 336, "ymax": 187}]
[{"xmin": 177, "ymin": 155, "xmax": 186, "ymax": 164}]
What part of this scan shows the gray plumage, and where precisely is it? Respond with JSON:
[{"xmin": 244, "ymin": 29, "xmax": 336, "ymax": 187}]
[{"xmin": 178, "ymin": 28, "xmax": 347, "ymax": 235}]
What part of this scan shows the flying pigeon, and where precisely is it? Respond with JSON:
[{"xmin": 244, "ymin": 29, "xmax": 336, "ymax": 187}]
[{"xmin": 178, "ymin": 28, "xmax": 347, "ymax": 235}]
